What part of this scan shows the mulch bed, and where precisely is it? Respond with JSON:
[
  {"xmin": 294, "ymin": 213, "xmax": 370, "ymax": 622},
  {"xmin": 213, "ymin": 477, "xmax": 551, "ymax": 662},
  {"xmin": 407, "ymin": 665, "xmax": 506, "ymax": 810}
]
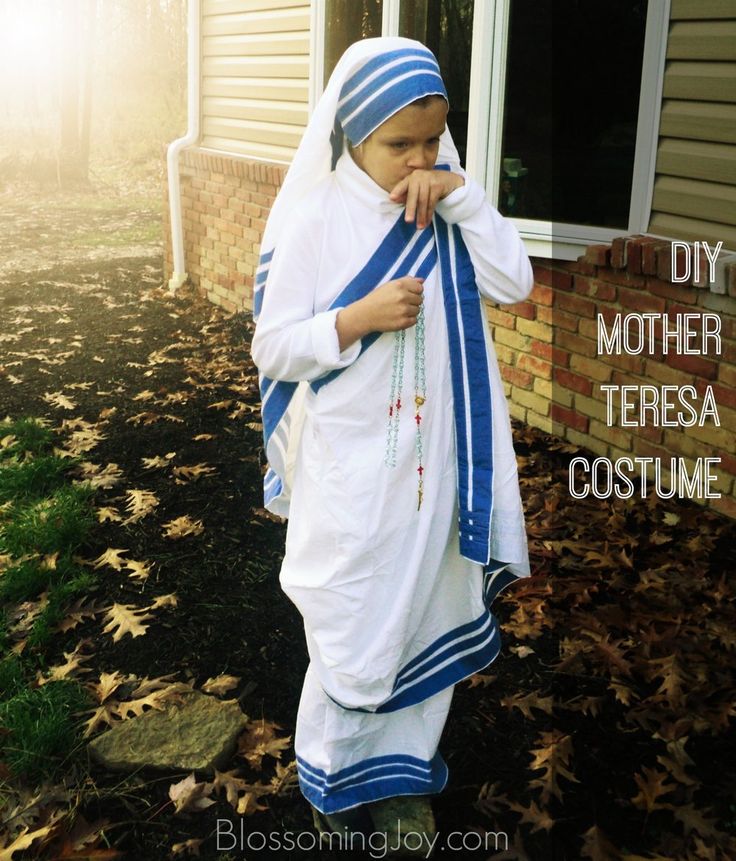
[{"xmin": 1, "ymin": 257, "xmax": 735, "ymax": 860}]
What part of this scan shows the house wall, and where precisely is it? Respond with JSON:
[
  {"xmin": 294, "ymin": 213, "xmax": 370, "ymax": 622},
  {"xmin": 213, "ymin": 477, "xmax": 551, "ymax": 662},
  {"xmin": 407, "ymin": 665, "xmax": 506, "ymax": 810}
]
[
  {"xmin": 201, "ymin": 0, "xmax": 311, "ymax": 162},
  {"xmin": 493, "ymin": 240, "xmax": 736, "ymax": 520},
  {"xmin": 163, "ymin": 148, "xmax": 286, "ymax": 312},
  {"xmin": 649, "ymin": 0, "xmax": 736, "ymax": 247}
]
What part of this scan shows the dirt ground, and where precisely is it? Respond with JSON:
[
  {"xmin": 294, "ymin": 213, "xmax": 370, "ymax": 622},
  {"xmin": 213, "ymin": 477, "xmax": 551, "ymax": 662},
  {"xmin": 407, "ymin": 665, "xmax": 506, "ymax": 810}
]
[{"xmin": 1, "ymin": 188, "xmax": 735, "ymax": 861}]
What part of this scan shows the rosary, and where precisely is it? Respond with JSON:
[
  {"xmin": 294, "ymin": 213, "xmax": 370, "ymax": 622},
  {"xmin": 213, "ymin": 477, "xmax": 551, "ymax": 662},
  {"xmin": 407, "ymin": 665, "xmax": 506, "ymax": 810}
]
[{"xmin": 384, "ymin": 303, "xmax": 426, "ymax": 510}]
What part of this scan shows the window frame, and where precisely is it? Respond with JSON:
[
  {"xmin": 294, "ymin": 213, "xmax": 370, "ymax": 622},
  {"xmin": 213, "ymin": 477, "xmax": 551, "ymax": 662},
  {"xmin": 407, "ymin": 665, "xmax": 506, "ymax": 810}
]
[{"xmin": 313, "ymin": 0, "xmax": 671, "ymax": 260}]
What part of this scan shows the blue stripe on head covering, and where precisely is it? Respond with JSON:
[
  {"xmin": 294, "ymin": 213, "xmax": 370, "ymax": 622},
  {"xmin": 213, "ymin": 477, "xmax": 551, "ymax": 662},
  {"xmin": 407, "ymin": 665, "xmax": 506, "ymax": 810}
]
[{"xmin": 336, "ymin": 47, "xmax": 448, "ymax": 145}]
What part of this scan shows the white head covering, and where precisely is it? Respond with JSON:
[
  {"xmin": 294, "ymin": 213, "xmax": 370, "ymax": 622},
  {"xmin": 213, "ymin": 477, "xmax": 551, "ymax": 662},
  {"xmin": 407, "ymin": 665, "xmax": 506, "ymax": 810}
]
[{"xmin": 259, "ymin": 37, "xmax": 462, "ymax": 262}]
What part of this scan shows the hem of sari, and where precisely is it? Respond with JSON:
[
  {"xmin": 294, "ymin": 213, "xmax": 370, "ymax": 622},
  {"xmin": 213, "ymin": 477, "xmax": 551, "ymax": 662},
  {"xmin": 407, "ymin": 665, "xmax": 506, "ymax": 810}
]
[{"xmin": 298, "ymin": 751, "xmax": 448, "ymax": 814}]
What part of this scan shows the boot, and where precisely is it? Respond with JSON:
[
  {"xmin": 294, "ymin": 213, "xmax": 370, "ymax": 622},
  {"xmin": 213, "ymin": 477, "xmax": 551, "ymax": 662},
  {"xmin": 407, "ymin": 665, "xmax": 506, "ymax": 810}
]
[{"xmin": 368, "ymin": 795, "xmax": 437, "ymax": 857}]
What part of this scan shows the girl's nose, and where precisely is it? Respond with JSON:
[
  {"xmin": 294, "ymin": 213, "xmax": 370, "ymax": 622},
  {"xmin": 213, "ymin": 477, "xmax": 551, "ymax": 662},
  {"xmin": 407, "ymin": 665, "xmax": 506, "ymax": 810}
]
[{"xmin": 406, "ymin": 148, "xmax": 431, "ymax": 170}]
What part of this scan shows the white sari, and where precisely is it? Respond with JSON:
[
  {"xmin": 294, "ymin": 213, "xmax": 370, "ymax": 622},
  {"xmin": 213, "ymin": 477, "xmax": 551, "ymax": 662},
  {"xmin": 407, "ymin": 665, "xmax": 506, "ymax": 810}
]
[{"xmin": 251, "ymin": 38, "xmax": 533, "ymax": 814}]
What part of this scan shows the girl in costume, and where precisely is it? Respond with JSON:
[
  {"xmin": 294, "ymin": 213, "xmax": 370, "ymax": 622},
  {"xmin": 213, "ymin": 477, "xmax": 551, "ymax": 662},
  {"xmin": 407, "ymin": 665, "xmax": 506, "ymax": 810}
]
[{"xmin": 252, "ymin": 37, "xmax": 533, "ymax": 844}]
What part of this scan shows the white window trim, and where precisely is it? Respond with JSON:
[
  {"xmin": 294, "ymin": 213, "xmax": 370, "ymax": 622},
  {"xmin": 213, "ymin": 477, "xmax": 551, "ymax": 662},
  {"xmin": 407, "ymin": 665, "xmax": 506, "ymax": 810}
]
[
  {"xmin": 473, "ymin": 0, "xmax": 671, "ymax": 260},
  {"xmin": 311, "ymin": 0, "xmax": 670, "ymax": 262}
]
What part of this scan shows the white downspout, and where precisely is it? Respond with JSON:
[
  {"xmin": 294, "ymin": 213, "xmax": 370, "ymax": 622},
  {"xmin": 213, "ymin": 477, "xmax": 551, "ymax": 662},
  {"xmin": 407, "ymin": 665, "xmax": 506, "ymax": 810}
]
[{"xmin": 166, "ymin": 0, "xmax": 201, "ymax": 292}]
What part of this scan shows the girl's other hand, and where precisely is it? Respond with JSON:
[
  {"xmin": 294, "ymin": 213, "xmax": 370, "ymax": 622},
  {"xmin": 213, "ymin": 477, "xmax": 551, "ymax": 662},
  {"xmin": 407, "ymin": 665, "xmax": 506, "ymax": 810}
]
[{"xmin": 336, "ymin": 276, "xmax": 424, "ymax": 350}]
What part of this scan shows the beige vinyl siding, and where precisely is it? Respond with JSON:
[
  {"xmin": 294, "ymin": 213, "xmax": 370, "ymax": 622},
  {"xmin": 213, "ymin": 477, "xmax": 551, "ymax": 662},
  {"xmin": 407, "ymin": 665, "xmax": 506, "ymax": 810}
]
[
  {"xmin": 650, "ymin": 0, "xmax": 736, "ymax": 248},
  {"xmin": 201, "ymin": 0, "xmax": 310, "ymax": 162}
]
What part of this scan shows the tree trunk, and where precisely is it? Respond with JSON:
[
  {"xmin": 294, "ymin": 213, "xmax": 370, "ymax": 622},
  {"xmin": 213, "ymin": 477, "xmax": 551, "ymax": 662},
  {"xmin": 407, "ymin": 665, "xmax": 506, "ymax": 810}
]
[{"xmin": 78, "ymin": 0, "xmax": 98, "ymax": 179}]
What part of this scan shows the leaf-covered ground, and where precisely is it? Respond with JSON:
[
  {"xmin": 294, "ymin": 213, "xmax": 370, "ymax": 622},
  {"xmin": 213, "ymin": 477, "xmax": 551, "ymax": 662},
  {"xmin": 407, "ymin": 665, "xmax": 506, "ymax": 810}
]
[{"xmin": 1, "ymin": 255, "xmax": 735, "ymax": 861}]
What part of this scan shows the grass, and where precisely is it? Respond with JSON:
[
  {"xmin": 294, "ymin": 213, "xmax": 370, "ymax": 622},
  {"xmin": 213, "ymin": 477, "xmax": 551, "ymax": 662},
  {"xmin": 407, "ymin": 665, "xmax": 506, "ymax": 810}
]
[
  {"xmin": 0, "ymin": 484, "xmax": 95, "ymax": 557},
  {"xmin": 0, "ymin": 681, "xmax": 91, "ymax": 780},
  {"xmin": 0, "ymin": 418, "xmax": 98, "ymax": 780},
  {"xmin": 0, "ymin": 418, "xmax": 54, "ymax": 459},
  {"xmin": 0, "ymin": 454, "xmax": 73, "ymax": 502}
]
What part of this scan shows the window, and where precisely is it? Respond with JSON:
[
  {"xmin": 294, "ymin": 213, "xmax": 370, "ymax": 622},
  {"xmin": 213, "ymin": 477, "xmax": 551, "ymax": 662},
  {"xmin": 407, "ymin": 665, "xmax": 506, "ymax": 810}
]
[
  {"xmin": 314, "ymin": 0, "xmax": 669, "ymax": 259},
  {"xmin": 398, "ymin": 0, "xmax": 475, "ymax": 165},
  {"xmin": 323, "ymin": 0, "xmax": 383, "ymax": 85},
  {"xmin": 499, "ymin": 0, "xmax": 648, "ymax": 227}
]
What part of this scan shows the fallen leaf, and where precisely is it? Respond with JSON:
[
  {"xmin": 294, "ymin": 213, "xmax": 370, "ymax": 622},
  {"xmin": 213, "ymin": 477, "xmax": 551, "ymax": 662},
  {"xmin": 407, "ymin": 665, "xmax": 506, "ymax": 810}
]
[
  {"xmin": 43, "ymin": 391, "xmax": 76, "ymax": 410},
  {"xmin": 168, "ymin": 774, "xmax": 215, "ymax": 814},
  {"xmin": 92, "ymin": 549, "xmax": 129, "ymax": 572},
  {"xmin": 630, "ymin": 767, "xmax": 677, "ymax": 813},
  {"xmin": 141, "ymin": 453, "xmax": 176, "ymax": 469},
  {"xmin": 123, "ymin": 489, "xmax": 159, "ymax": 524},
  {"xmin": 201, "ymin": 675, "xmax": 240, "ymax": 696},
  {"xmin": 97, "ymin": 507, "xmax": 122, "ymax": 523},
  {"xmin": 162, "ymin": 516, "xmax": 204, "ymax": 539},
  {"xmin": 172, "ymin": 464, "xmax": 217, "ymax": 482},
  {"xmin": 0, "ymin": 825, "xmax": 54, "ymax": 861},
  {"xmin": 101, "ymin": 603, "xmax": 154, "ymax": 641},
  {"xmin": 237, "ymin": 719, "xmax": 291, "ymax": 769},
  {"xmin": 147, "ymin": 593, "xmax": 178, "ymax": 610}
]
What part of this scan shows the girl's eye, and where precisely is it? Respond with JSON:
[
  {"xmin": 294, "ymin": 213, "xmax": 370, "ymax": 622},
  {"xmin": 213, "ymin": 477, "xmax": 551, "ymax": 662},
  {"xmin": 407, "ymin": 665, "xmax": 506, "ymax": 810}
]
[{"xmin": 391, "ymin": 142, "xmax": 409, "ymax": 150}]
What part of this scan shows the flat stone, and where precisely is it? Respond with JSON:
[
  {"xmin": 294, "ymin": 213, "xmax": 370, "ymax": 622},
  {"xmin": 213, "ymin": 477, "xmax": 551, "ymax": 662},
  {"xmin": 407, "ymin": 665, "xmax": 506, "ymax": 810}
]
[{"xmin": 88, "ymin": 691, "xmax": 248, "ymax": 774}]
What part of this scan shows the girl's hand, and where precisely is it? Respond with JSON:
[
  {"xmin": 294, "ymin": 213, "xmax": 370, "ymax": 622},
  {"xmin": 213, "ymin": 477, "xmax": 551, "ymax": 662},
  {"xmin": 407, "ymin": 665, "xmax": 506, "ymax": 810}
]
[
  {"xmin": 389, "ymin": 170, "xmax": 464, "ymax": 229},
  {"xmin": 336, "ymin": 276, "xmax": 424, "ymax": 350}
]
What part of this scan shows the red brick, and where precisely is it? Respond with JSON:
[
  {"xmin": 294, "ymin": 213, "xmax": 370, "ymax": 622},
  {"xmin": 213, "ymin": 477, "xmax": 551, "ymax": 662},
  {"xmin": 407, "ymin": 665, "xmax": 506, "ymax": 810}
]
[
  {"xmin": 660, "ymin": 242, "xmax": 689, "ymax": 284},
  {"xmin": 666, "ymin": 352, "xmax": 718, "ymax": 380},
  {"xmin": 632, "ymin": 424, "xmax": 664, "ymax": 444},
  {"xmin": 641, "ymin": 240, "xmax": 670, "ymax": 276},
  {"xmin": 583, "ymin": 244, "xmax": 610, "ymax": 267},
  {"xmin": 551, "ymin": 308, "xmax": 579, "ymax": 332},
  {"xmin": 554, "ymin": 368, "xmax": 593, "ymax": 396},
  {"xmin": 648, "ymin": 279, "xmax": 698, "ymax": 305},
  {"xmin": 695, "ymin": 381, "xmax": 736, "ymax": 411},
  {"xmin": 517, "ymin": 354, "xmax": 553, "ymax": 379},
  {"xmin": 552, "ymin": 269, "xmax": 574, "ymax": 291},
  {"xmin": 512, "ymin": 301, "xmax": 536, "ymax": 320},
  {"xmin": 565, "ymin": 259, "xmax": 597, "ymax": 276},
  {"xmin": 501, "ymin": 365, "xmax": 534, "ymax": 388},
  {"xmin": 558, "ymin": 292, "xmax": 597, "ymax": 318},
  {"xmin": 634, "ymin": 439, "xmax": 671, "ymax": 461},
  {"xmin": 531, "ymin": 340, "xmax": 569, "ymax": 367},
  {"xmin": 573, "ymin": 277, "xmax": 617, "ymax": 301},
  {"xmin": 530, "ymin": 284, "xmax": 553, "ymax": 306},
  {"xmin": 618, "ymin": 286, "xmax": 666, "ymax": 315},
  {"xmin": 532, "ymin": 266, "xmax": 554, "ymax": 287},
  {"xmin": 623, "ymin": 237, "xmax": 646, "ymax": 275},
  {"xmin": 597, "ymin": 269, "xmax": 647, "ymax": 289},
  {"xmin": 610, "ymin": 236, "xmax": 629, "ymax": 269},
  {"xmin": 551, "ymin": 404, "xmax": 589, "ymax": 434}
]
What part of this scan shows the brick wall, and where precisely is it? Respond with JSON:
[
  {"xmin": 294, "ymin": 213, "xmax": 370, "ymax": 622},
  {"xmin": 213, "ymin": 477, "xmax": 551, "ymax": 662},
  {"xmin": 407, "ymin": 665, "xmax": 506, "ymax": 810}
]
[
  {"xmin": 496, "ymin": 238, "xmax": 736, "ymax": 519},
  {"xmin": 165, "ymin": 151, "xmax": 736, "ymax": 518},
  {"xmin": 163, "ymin": 148, "xmax": 287, "ymax": 312}
]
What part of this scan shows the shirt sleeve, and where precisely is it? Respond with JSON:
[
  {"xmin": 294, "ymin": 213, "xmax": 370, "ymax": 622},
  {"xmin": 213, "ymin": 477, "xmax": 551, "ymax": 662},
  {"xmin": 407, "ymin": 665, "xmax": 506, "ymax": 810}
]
[
  {"xmin": 435, "ymin": 175, "xmax": 534, "ymax": 306},
  {"xmin": 251, "ymin": 209, "xmax": 362, "ymax": 382}
]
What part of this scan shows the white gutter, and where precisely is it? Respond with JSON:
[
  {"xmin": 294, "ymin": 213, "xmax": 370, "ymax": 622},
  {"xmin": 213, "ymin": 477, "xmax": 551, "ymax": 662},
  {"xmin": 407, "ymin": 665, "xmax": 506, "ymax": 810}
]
[{"xmin": 166, "ymin": 0, "xmax": 201, "ymax": 292}]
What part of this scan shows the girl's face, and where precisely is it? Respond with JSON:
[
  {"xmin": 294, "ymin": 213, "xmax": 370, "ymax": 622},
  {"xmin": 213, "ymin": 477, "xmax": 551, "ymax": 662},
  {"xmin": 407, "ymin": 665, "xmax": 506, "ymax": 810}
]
[{"xmin": 350, "ymin": 97, "xmax": 449, "ymax": 193}]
